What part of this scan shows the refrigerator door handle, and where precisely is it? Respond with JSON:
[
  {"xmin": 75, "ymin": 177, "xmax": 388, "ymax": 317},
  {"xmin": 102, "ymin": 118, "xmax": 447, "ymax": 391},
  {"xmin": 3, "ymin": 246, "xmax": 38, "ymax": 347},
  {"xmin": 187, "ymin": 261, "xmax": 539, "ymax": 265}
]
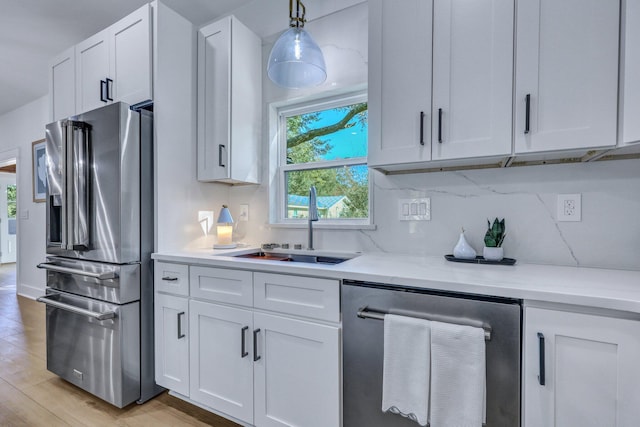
[
  {"xmin": 65, "ymin": 121, "xmax": 92, "ymax": 251},
  {"xmin": 37, "ymin": 295, "xmax": 116, "ymax": 321},
  {"xmin": 37, "ymin": 262, "xmax": 118, "ymax": 280}
]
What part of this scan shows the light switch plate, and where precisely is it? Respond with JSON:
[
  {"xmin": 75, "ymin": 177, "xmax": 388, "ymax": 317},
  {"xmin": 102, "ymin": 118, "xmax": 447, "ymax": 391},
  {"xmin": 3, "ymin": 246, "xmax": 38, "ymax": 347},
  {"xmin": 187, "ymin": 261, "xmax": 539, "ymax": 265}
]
[
  {"xmin": 399, "ymin": 198, "xmax": 430, "ymax": 221},
  {"xmin": 557, "ymin": 194, "xmax": 581, "ymax": 222},
  {"xmin": 239, "ymin": 204, "xmax": 249, "ymax": 221}
]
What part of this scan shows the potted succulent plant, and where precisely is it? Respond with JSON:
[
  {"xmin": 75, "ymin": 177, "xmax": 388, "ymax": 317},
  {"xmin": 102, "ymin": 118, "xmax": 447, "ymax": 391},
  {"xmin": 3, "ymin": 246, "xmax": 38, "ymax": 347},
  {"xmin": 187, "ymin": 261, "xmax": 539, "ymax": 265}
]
[{"xmin": 483, "ymin": 218, "xmax": 506, "ymax": 261}]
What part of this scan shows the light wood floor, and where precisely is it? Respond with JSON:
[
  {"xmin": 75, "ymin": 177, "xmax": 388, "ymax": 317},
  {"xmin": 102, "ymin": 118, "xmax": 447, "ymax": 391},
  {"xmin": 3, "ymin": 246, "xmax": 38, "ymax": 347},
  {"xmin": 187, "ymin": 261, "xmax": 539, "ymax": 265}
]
[{"xmin": 0, "ymin": 264, "xmax": 239, "ymax": 426}]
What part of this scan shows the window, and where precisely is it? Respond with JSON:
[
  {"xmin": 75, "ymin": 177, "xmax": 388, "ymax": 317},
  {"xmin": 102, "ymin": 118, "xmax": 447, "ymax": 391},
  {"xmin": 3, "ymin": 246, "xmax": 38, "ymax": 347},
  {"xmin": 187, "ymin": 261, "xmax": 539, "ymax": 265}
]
[
  {"xmin": 7, "ymin": 184, "xmax": 16, "ymax": 236},
  {"xmin": 276, "ymin": 93, "xmax": 369, "ymax": 224}
]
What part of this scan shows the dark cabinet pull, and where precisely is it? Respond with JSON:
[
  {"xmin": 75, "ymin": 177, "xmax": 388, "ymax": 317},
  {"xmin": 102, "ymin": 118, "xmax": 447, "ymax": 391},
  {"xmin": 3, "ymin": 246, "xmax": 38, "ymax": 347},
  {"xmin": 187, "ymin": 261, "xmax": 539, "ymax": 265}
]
[
  {"xmin": 537, "ymin": 332, "xmax": 545, "ymax": 386},
  {"xmin": 438, "ymin": 108, "xmax": 443, "ymax": 143},
  {"xmin": 419, "ymin": 111, "xmax": 425, "ymax": 146},
  {"xmin": 525, "ymin": 94, "xmax": 531, "ymax": 134},
  {"xmin": 100, "ymin": 80, "xmax": 108, "ymax": 103},
  {"xmin": 106, "ymin": 78, "xmax": 114, "ymax": 101},
  {"xmin": 162, "ymin": 276, "xmax": 178, "ymax": 282},
  {"xmin": 218, "ymin": 144, "xmax": 226, "ymax": 167},
  {"xmin": 241, "ymin": 326, "xmax": 249, "ymax": 358},
  {"xmin": 177, "ymin": 312, "xmax": 186, "ymax": 339},
  {"xmin": 253, "ymin": 328, "xmax": 261, "ymax": 361}
]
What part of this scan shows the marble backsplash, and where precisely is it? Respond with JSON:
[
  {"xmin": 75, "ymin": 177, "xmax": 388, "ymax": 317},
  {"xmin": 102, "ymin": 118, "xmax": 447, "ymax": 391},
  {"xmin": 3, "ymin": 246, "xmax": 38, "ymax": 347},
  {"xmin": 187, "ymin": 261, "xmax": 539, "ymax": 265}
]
[{"xmin": 230, "ymin": 158, "xmax": 640, "ymax": 271}]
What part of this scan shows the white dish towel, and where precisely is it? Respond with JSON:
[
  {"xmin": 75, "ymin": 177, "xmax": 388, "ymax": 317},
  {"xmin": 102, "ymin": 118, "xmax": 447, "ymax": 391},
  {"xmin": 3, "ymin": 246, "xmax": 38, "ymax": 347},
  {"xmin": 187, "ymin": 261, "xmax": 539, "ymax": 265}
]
[
  {"xmin": 381, "ymin": 313, "xmax": 431, "ymax": 426},
  {"xmin": 430, "ymin": 321, "xmax": 486, "ymax": 427}
]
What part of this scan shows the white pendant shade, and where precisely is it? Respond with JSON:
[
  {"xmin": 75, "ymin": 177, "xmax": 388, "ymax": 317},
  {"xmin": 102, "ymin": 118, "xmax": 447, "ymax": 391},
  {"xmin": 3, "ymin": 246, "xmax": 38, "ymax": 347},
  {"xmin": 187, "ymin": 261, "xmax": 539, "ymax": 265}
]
[{"xmin": 267, "ymin": 27, "xmax": 327, "ymax": 89}]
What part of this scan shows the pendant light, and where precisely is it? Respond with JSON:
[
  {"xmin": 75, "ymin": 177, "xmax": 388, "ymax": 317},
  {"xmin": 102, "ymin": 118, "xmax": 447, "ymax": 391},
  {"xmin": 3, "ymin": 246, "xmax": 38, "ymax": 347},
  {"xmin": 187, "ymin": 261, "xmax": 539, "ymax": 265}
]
[{"xmin": 267, "ymin": 0, "xmax": 327, "ymax": 89}]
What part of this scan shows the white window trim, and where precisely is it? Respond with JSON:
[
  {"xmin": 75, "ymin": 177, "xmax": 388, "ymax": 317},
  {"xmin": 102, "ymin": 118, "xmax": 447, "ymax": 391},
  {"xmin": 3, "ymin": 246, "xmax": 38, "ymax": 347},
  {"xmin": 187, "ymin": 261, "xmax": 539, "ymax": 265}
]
[{"xmin": 269, "ymin": 91, "xmax": 373, "ymax": 228}]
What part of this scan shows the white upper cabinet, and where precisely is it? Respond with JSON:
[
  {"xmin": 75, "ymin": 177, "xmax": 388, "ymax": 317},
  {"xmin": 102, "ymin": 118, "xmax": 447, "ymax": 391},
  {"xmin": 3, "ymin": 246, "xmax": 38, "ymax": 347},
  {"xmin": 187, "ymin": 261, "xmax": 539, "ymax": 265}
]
[
  {"xmin": 431, "ymin": 0, "xmax": 514, "ymax": 160},
  {"xmin": 368, "ymin": 0, "xmax": 432, "ymax": 168},
  {"xmin": 197, "ymin": 16, "xmax": 261, "ymax": 184},
  {"xmin": 109, "ymin": 4, "xmax": 152, "ymax": 107},
  {"xmin": 54, "ymin": 3, "xmax": 151, "ymax": 117},
  {"xmin": 76, "ymin": 29, "xmax": 110, "ymax": 113},
  {"xmin": 48, "ymin": 47, "xmax": 76, "ymax": 121},
  {"xmin": 369, "ymin": 0, "xmax": 514, "ymax": 169},
  {"xmin": 514, "ymin": 0, "xmax": 620, "ymax": 154},
  {"xmin": 622, "ymin": 0, "xmax": 640, "ymax": 145},
  {"xmin": 523, "ymin": 306, "xmax": 640, "ymax": 427}
]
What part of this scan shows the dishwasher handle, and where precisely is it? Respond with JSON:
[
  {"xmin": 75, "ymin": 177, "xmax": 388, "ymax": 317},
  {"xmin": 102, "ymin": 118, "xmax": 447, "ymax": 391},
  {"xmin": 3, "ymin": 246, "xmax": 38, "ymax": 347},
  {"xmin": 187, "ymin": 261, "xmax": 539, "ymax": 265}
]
[{"xmin": 37, "ymin": 295, "xmax": 116, "ymax": 321}]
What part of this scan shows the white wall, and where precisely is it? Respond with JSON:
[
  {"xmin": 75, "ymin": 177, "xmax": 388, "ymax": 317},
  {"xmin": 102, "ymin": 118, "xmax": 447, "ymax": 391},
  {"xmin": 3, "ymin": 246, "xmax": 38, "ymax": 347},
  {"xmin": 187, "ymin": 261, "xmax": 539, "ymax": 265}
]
[
  {"xmin": 0, "ymin": 96, "xmax": 48, "ymax": 297},
  {"xmin": 154, "ymin": 2, "xmax": 229, "ymax": 252},
  {"xmin": 226, "ymin": 2, "xmax": 640, "ymax": 271}
]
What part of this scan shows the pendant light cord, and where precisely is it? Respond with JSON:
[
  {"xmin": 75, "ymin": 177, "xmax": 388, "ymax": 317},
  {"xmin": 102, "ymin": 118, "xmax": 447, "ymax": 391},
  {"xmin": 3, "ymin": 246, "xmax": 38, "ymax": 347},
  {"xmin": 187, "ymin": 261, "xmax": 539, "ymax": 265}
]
[{"xmin": 289, "ymin": 0, "xmax": 306, "ymax": 28}]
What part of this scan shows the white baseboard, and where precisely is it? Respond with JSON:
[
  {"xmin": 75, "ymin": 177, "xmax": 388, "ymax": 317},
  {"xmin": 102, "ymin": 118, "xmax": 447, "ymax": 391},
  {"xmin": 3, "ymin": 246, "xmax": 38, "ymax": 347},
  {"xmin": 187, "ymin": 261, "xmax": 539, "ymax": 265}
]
[{"xmin": 17, "ymin": 283, "xmax": 43, "ymax": 300}]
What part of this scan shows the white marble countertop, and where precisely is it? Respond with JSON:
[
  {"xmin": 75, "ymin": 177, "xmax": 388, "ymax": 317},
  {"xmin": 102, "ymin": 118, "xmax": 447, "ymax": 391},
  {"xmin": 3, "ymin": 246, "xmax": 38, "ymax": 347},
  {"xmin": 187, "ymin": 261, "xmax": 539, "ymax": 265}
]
[{"xmin": 152, "ymin": 247, "xmax": 640, "ymax": 314}]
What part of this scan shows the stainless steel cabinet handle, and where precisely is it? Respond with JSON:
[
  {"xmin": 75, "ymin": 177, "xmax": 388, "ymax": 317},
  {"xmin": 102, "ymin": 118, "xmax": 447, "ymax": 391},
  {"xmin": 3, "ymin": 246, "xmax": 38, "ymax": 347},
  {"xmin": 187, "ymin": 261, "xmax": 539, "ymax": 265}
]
[
  {"xmin": 537, "ymin": 332, "xmax": 545, "ymax": 386},
  {"xmin": 253, "ymin": 328, "xmax": 261, "ymax": 361},
  {"xmin": 419, "ymin": 111, "xmax": 425, "ymax": 146},
  {"xmin": 241, "ymin": 326, "xmax": 249, "ymax": 358},
  {"xmin": 37, "ymin": 296, "xmax": 115, "ymax": 321},
  {"xmin": 37, "ymin": 263, "xmax": 117, "ymax": 280},
  {"xmin": 525, "ymin": 94, "xmax": 531, "ymax": 134},
  {"xmin": 162, "ymin": 276, "xmax": 178, "ymax": 282},
  {"xmin": 177, "ymin": 312, "xmax": 186, "ymax": 339}
]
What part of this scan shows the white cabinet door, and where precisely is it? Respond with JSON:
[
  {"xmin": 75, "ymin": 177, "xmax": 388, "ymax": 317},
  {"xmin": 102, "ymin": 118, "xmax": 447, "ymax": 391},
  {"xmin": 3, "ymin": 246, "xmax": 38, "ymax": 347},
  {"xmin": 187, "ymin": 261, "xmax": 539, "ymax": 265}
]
[
  {"xmin": 514, "ymin": 0, "xmax": 620, "ymax": 153},
  {"xmin": 197, "ymin": 16, "xmax": 261, "ymax": 184},
  {"xmin": 622, "ymin": 0, "xmax": 640, "ymax": 144},
  {"xmin": 190, "ymin": 300, "xmax": 254, "ymax": 425},
  {"xmin": 368, "ymin": 0, "xmax": 432, "ymax": 168},
  {"xmin": 109, "ymin": 3, "xmax": 152, "ymax": 106},
  {"xmin": 75, "ymin": 29, "xmax": 110, "ymax": 113},
  {"xmin": 254, "ymin": 313, "xmax": 340, "ymax": 427},
  {"xmin": 49, "ymin": 47, "xmax": 76, "ymax": 121},
  {"xmin": 524, "ymin": 307, "xmax": 640, "ymax": 427},
  {"xmin": 154, "ymin": 293, "xmax": 189, "ymax": 396},
  {"xmin": 431, "ymin": 0, "xmax": 513, "ymax": 160}
]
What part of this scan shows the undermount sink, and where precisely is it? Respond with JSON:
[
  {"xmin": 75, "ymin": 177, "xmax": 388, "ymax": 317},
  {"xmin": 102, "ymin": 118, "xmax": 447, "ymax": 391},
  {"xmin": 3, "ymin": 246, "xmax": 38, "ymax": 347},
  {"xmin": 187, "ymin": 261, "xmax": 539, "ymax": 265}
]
[{"xmin": 235, "ymin": 251, "xmax": 351, "ymax": 265}]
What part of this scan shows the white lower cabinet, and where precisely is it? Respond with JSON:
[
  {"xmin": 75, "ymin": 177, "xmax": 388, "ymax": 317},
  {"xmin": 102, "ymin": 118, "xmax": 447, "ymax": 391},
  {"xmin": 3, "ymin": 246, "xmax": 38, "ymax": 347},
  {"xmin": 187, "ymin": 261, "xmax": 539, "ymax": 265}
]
[
  {"xmin": 155, "ymin": 263, "xmax": 341, "ymax": 427},
  {"xmin": 190, "ymin": 300, "xmax": 254, "ymax": 423},
  {"xmin": 254, "ymin": 312, "xmax": 340, "ymax": 427},
  {"xmin": 523, "ymin": 306, "xmax": 640, "ymax": 426},
  {"xmin": 154, "ymin": 292, "xmax": 189, "ymax": 396}
]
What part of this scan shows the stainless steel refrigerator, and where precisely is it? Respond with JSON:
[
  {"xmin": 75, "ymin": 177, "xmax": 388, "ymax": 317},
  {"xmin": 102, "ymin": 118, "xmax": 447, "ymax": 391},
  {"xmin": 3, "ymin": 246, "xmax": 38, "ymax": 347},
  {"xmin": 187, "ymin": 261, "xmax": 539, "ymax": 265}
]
[{"xmin": 37, "ymin": 102, "xmax": 160, "ymax": 408}]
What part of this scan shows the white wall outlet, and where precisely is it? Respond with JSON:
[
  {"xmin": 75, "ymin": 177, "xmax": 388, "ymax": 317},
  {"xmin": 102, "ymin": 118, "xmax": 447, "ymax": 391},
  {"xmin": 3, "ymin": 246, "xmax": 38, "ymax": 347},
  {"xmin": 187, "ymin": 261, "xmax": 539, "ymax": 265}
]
[
  {"xmin": 399, "ymin": 198, "xmax": 431, "ymax": 221},
  {"xmin": 557, "ymin": 194, "xmax": 581, "ymax": 222},
  {"xmin": 239, "ymin": 204, "xmax": 249, "ymax": 222}
]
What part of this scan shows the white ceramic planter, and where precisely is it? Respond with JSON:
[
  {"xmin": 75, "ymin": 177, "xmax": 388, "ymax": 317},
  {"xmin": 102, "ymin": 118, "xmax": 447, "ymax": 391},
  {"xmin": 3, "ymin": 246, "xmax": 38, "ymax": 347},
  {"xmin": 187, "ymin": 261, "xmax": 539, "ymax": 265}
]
[{"xmin": 483, "ymin": 246, "xmax": 504, "ymax": 261}]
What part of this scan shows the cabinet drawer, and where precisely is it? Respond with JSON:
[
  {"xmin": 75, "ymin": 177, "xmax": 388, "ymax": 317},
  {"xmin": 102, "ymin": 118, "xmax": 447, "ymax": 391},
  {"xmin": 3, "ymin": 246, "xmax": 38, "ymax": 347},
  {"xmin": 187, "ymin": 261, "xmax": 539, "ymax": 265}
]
[
  {"xmin": 155, "ymin": 262, "xmax": 189, "ymax": 296},
  {"xmin": 253, "ymin": 273, "xmax": 340, "ymax": 322},
  {"xmin": 190, "ymin": 266, "xmax": 253, "ymax": 307}
]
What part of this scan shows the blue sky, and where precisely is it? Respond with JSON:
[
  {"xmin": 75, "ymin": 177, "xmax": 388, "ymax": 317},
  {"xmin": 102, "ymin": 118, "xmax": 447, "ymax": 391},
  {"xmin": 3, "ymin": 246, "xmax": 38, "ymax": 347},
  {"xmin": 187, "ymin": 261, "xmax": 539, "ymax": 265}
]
[{"xmin": 301, "ymin": 105, "xmax": 368, "ymax": 161}]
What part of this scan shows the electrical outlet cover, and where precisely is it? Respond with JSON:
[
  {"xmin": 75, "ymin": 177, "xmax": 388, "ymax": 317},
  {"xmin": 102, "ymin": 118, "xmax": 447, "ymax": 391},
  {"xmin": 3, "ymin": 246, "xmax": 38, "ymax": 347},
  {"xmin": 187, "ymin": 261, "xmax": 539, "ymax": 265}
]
[{"xmin": 557, "ymin": 194, "xmax": 581, "ymax": 222}]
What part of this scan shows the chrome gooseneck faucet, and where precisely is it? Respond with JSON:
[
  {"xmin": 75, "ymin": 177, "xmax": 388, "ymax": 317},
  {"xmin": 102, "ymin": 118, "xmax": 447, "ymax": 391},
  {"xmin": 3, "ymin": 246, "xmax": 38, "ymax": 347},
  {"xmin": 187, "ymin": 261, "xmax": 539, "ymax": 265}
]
[{"xmin": 308, "ymin": 186, "xmax": 319, "ymax": 250}]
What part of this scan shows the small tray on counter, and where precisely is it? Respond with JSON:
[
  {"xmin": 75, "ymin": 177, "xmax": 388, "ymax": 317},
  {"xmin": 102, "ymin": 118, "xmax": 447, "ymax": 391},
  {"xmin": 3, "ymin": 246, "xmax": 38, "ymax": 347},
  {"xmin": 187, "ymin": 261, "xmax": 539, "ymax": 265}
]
[{"xmin": 444, "ymin": 254, "xmax": 517, "ymax": 266}]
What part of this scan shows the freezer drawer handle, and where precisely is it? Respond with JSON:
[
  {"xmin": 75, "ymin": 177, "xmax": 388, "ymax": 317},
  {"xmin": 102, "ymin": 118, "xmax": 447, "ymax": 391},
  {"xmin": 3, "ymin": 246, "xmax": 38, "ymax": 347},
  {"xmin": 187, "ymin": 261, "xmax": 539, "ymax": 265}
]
[
  {"xmin": 37, "ymin": 263, "xmax": 117, "ymax": 280},
  {"xmin": 36, "ymin": 296, "xmax": 116, "ymax": 321},
  {"xmin": 357, "ymin": 306, "xmax": 492, "ymax": 341}
]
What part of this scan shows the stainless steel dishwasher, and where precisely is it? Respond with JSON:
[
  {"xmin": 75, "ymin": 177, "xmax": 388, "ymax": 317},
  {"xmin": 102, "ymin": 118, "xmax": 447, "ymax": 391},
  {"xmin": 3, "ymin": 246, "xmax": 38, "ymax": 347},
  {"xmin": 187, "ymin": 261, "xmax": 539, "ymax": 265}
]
[{"xmin": 342, "ymin": 280, "xmax": 522, "ymax": 427}]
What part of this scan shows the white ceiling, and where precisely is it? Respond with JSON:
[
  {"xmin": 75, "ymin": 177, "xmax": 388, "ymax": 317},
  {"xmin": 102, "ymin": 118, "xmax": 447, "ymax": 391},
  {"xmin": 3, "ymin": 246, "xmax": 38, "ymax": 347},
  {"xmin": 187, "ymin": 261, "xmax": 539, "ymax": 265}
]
[{"xmin": 0, "ymin": 0, "xmax": 254, "ymax": 117}]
